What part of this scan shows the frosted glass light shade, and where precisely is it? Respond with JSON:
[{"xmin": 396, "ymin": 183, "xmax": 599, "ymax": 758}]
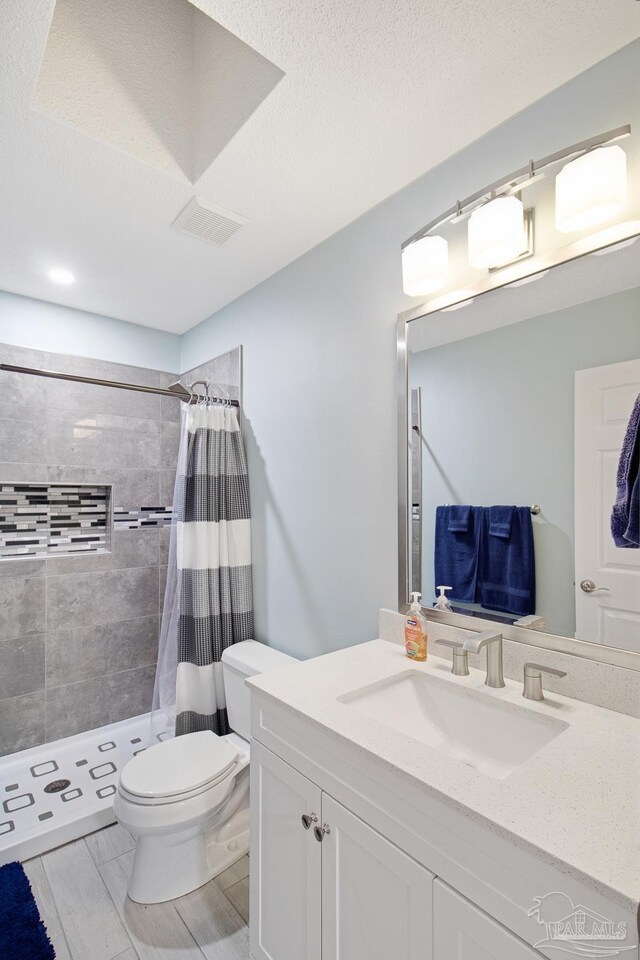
[
  {"xmin": 555, "ymin": 145, "xmax": 627, "ymax": 233},
  {"xmin": 402, "ymin": 235, "xmax": 449, "ymax": 296},
  {"xmin": 468, "ymin": 196, "xmax": 525, "ymax": 269}
]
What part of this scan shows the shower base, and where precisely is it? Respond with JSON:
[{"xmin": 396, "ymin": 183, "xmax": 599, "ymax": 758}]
[{"xmin": 0, "ymin": 712, "xmax": 154, "ymax": 865}]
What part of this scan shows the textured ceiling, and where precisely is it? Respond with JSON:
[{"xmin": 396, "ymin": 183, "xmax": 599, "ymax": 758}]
[{"xmin": 1, "ymin": 0, "xmax": 639, "ymax": 334}]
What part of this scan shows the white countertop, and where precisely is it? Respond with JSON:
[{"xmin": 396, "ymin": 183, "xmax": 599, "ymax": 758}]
[{"xmin": 248, "ymin": 639, "xmax": 640, "ymax": 911}]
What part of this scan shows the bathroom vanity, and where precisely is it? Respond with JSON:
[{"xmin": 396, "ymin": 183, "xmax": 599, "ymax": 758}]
[{"xmin": 247, "ymin": 639, "xmax": 640, "ymax": 960}]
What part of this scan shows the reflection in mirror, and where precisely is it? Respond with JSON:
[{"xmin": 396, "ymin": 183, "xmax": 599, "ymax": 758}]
[{"xmin": 407, "ymin": 240, "xmax": 640, "ymax": 653}]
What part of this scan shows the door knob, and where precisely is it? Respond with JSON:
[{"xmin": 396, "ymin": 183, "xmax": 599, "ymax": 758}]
[
  {"xmin": 314, "ymin": 823, "xmax": 331, "ymax": 842},
  {"xmin": 301, "ymin": 812, "xmax": 318, "ymax": 830},
  {"xmin": 580, "ymin": 579, "xmax": 609, "ymax": 593}
]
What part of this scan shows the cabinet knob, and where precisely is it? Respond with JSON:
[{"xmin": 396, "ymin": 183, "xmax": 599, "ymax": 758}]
[
  {"xmin": 301, "ymin": 812, "xmax": 318, "ymax": 830},
  {"xmin": 314, "ymin": 823, "xmax": 331, "ymax": 843}
]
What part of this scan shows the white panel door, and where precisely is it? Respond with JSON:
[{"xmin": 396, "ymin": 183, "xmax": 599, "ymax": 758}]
[
  {"xmin": 575, "ymin": 359, "xmax": 640, "ymax": 649},
  {"xmin": 433, "ymin": 880, "xmax": 539, "ymax": 960},
  {"xmin": 321, "ymin": 794, "xmax": 434, "ymax": 960},
  {"xmin": 250, "ymin": 741, "xmax": 322, "ymax": 960}
]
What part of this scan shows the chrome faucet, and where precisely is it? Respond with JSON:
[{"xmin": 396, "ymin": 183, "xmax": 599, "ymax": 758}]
[
  {"xmin": 462, "ymin": 630, "xmax": 505, "ymax": 688},
  {"xmin": 522, "ymin": 663, "xmax": 567, "ymax": 701}
]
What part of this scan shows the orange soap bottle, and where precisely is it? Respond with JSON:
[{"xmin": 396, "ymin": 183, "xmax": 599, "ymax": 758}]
[{"xmin": 404, "ymin": 592, "xmax": 428, "ymax": 661}]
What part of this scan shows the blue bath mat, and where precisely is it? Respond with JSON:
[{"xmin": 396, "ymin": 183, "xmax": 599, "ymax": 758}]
[{"xmin": 0, "ymin": 861, "xmax": 55, "ymax": 958}]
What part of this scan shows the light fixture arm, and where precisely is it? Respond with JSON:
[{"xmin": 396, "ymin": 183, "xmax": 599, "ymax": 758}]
[{"xmin": 402, "ymin": 124, "xmax": 631, "ymax": 249}]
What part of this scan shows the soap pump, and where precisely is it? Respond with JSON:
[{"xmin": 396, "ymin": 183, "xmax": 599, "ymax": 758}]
[
  {"xmin": 404, "ymin": 592, "xmax": 428, "ymax": 661},
  {"xmin": 434, "ymin": 585, "xmax": 452, "ymax": 610}
]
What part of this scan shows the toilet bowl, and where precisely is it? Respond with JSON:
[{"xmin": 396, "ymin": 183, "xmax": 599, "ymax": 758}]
[{"xmin": 114, "ymin": 640, "xmax": 296, "ymax": 903}]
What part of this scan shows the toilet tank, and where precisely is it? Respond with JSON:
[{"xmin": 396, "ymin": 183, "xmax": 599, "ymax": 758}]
[{"xmin": 221, "ymin": 640, "xmax": 297, "ymax": 740}]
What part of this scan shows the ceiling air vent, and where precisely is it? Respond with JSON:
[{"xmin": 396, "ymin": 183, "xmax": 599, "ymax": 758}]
[{"xmin": 173, "ymin": 197, "xmax": 248, "ymax": 246}]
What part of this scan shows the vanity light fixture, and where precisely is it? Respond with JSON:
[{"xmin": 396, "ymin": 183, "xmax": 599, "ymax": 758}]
[
  {"xmin": 555, "ymin": 145, "xmax": 627, "ymax": 233},
  {"xmin": 468, "ymin": 196, "xmax": 526, "ymax": 269},
  {"xmin": 568, "ymin": 220, "xmax": 640, "ymax": 257},
  {"xmin": 401, "ymin": 124, "xmax": 631, "ymax": 296},
  {"xmin": 48, "ymin": 267, "xmax": 75, "ymax": 285},
  {"xmin": 402, "ymin": 235, "xmax": 449, "ymax": 296}
]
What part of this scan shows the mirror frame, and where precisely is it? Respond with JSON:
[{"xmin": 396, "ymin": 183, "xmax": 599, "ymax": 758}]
[{"xmin": 397, "ymin": 231, "xmax": 640, "ymax": 672}]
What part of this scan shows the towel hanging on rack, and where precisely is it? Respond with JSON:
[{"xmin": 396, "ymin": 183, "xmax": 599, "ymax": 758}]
[{"xmin": 611, "ymin": 392, "xmax": 640, "ymax": 548}]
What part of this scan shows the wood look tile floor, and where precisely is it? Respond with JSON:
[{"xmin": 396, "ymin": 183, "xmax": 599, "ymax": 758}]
[{"xmin": 23, "ymin": 825, "xmax": 250, "ymax": 960}]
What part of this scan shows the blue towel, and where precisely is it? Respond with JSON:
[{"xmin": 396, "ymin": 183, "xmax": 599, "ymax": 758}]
[
  {"xmin": 477, "ymin": 506, "xmax": 535, "ymax": 617},
  {"xmin": 447, "ymin": 505, "xmax": 471, "ymax": 532},
  {"xmin": 434, "ymin": 505, "xmax": 480, "ymax": 603},
  {"xmin": 488, "ymin": 505, "xmax": 514, "ymax": 539},
  {"xmin": 611, "ymin": 393, "xmax": 640, "ymax": 548}
]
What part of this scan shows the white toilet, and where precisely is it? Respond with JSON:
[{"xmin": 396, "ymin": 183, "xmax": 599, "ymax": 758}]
[{"xmin": 114, "ymin": 640, "xmax": 296, "ymax": 904}]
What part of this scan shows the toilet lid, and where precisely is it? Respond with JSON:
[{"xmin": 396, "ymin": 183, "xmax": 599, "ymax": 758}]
[{"xmin": 120, "ymin": 731, "xmax": 239, "ymax": 799}]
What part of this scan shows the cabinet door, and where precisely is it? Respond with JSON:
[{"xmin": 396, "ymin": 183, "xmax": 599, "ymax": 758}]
[
  {"xmin": 321, "ymin": 794, "xmax": 434, "ymax": 960},
  {"xmin": 250, "ymin": 741, "xmax": 322, "ymax": 960},
  {"xmin": 434, "ymin": 880, "xmax": 540, "ymax": 960}
]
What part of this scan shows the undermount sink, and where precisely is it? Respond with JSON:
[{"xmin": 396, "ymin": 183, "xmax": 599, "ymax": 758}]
[{"xmin": 338, "ymin": 670, "xmax": 569, "ymax": 780}]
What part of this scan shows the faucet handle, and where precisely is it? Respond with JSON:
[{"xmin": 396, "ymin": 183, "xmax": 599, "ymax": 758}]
[
  {"xmin": 523, "ymin": 663, "xmax": 567, "ymax": 701},
  {"xmin": 435, "ymin": 639, "xmax": 469, "ymax": 676}
]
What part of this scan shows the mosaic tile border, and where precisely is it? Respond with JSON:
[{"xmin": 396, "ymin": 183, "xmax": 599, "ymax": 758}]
[
  {"xmin": 0, "ymin": 483, "xmax": 112, "ymax": 560},
  {"xmin": 113, "ymin": 506, "xmax": 173, "ymax": 530}
]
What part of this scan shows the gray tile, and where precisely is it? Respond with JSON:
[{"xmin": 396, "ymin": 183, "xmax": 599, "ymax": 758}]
[
  {"xmin": 0, "ymin": 633, "xmax": 45, "ymax": 699},
  {"xmin": 44, "ymin": 413, "xmax": 109, "ymax": 468},
  {"xmin": 160, "ymin": 395, "xmax": 181, "ymax": 422},
  {"xmin": 214, "ymin": 854, "xmax": 249, "ymax": 892},
  {"xmin": 40, "ymin": 351, "xmax": 175, "ymax": 390},
  {"xmin": 41, "ymin": 839, "xmax": 132, "ymax": 960},
  {"xmin": 45, "ymin": 528, "xmax": 159, "ymax": 576},
  {"xmin": 45, "ymin": 377, "xmax": 161, "ymax": 422},
  {"xmin": 0, "ymin": 577, "xmax": 46, "ymax": 636},
  {"xmin": 46, "ymin": 615, "xmax": 158, "ymax": 686},
  {"xmin": 85, "ymin": 824, "xmax": 136, "ymax": 865},
  {"xmin": 0, "ymin": 691, "xmax": 45, "ymax": 755},
  {"xmin": 45, "ymin": 412, "xmax": 160, "ymax": 471},
  {"xmin": 159, "ymin": 526, "xmax": 172, "ymax": 564},
  {"xmin": 0, "ymin": 463, "xmax": 44, "ymax": 483},
  {"xmin": 45, "ymin": 664, "xmax": 156, "ymax": 741},
  {"xmin": 159, "ymin": 565, "xmax": 168, "ymax": 612},
  {"xmin": 46, "ymin": 567, "xmax": 159, "ymax": 632},
  {"xmin": 105, "ymin": 416, "xmax": 160, "ymax": 470},
  {"xmin": 0, "ymin": 351, "xmax": 47, "ymax": 409},
  {"xmin": 0, "ymin": 557, "xmax": 46, "ymax": 580},
  {"xmin": 160, "ymin": 421, "xmax": 180, "ymax": 470},
  {"xmin": 0, "ymin": 401, "xmax": 48, "ymax": 423},
  {"xmin": 46, "ymin": 465, "xmax": 160, "ymax": 512},
  {"xmin": 176, "ymin": 875, "xmax": 249, "ymax": 959},
  {"xmin": 224, "ymin": 876, "xmax": 249, "ymax": 923},
  {"xmin": 183, "ymin": 347, "xmax": 241, "ymax": 391},
  {"xmin": 0, "ymin": 417, "xmax": 46, "ymax": 463},
  {"xmin": 99, "ymin": 849, "xmax": 204, "ymax": 960},
  {"xmin": 160, "ymin": 468, "xmax": 176, "ymax": 506}
]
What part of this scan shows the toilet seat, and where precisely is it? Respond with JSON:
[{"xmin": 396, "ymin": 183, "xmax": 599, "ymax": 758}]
[{"xmin": 120, "ymin": 731, "xmax": 240, "ymax": 806}]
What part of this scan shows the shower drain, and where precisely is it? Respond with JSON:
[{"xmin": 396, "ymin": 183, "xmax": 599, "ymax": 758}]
[{"xmin": 44, "ymin": 779, "xmax": 71, "ymax": 794}]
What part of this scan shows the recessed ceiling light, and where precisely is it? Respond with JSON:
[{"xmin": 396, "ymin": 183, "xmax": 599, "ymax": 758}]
[{"xmin": 48, "ymin": 268, "xmax": 75, "ymax": 285}]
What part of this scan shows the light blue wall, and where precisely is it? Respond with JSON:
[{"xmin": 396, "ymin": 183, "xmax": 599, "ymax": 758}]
[
  {"xmin": 0, "ymin": 291, "xmax": 180, "ymax": 372},
  {"xmin": 411, "ymin": 285, "xmax": 640, "ymax": 638},
  {"xmin": 180, "ymin": 41, "xmax": 640, "ymax": 658}
]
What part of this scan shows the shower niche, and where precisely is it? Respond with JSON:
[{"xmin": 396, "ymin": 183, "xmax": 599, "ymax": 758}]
[{"xmin": 0, "ymin": 482, "xmax": 113, "ymax": 560}]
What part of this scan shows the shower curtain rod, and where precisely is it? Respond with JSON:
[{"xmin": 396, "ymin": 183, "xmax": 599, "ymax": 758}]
[{"xmin": 0, "ymin": 363, "xmax": 240, "ymax": 407}]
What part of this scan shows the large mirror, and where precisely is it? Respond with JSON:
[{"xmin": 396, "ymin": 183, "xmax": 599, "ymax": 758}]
[{"xmin": 401, "ymin": 238, "xmax": 640, "ymax": 661}]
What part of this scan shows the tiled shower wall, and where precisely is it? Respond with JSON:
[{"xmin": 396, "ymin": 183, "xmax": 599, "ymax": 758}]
[{"xmin": 0, "ymin": 342, "xmax": 241, "ymax": 757}]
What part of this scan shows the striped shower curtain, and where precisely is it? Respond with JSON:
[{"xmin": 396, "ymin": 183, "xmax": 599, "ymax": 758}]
[{"xmin": 153, "ymin": 401, "xmax": 253, "ymax": 739}]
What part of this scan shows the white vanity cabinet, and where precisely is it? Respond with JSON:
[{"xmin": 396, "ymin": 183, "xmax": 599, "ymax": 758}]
[
  {"xmin": 250, "ymin": 741, "xmax": 322, "ymax": 960},
  {"xmin": 250, "ymin": 741, "xmax": 434, "ymax": 960},
  {"xmin": 433, "ymin": 881, "xmax": 540, "ymax": 960},
  {"xmin": 249, "ymin": 683, "xmax": 639, "ymax": 960}
]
